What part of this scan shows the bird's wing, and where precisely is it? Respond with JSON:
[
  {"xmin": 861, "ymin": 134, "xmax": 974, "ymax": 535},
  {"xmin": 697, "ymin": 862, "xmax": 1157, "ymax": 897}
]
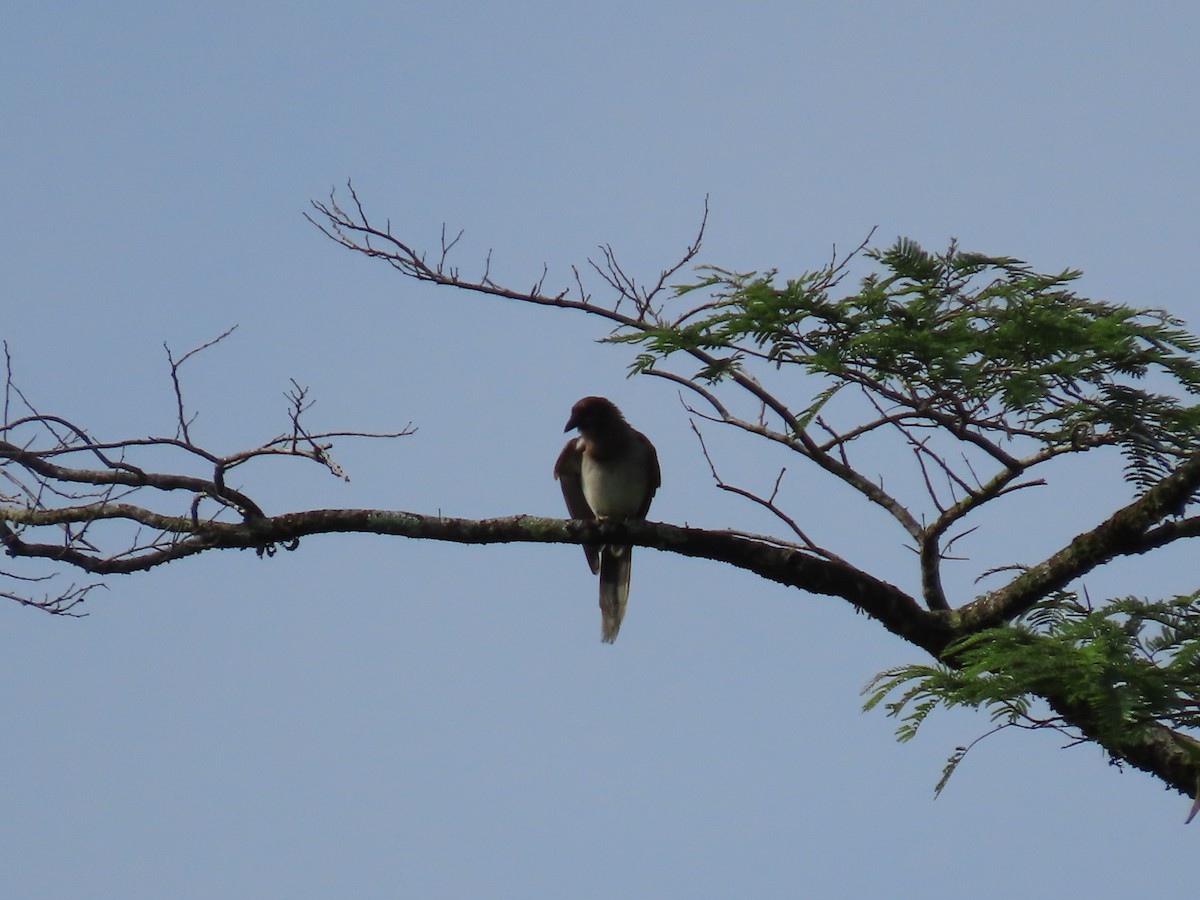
[
  {"xmin": 554, "ymin": 437, "xmax": 600, "ymax": 574},
  {"xmin": 633, "ymin": 429, "xmax": 661, "ymax": 518}
]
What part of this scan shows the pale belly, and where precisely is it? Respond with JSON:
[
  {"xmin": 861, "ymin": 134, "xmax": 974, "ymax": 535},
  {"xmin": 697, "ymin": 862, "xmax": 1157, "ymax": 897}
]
[{"xmin": 581, "ymin": 455, "xmax": 650, "ymax": 518}]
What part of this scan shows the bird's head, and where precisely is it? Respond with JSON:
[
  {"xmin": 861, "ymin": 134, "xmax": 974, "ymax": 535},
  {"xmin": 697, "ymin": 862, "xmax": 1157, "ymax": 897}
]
[{"xmin": 564, "ymin": 396, "xmax": 624, "ymax": 435}]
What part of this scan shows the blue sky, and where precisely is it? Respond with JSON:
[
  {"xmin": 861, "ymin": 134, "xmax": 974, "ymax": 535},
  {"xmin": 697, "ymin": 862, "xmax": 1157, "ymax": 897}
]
[{"xmin": 3, "ymin": 2, "xmax": 1199, "ymax": 897}]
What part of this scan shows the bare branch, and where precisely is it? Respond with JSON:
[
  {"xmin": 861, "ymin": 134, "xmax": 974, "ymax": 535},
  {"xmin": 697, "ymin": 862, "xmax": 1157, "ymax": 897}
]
[
  {"xmin": 164, "ymin": 326, "xmax": 239, "ymax": 444},
  {"xmin": 0, "ymin": 579, "xmax": 98, "ymax": 616},
  {"xmin": 687, "ymin": 418, "xmax": 845, "ymax": 563},
  {"xmin": 0, "ymin": 335, "xmax": 414, "ymax": 606},
  {"xmin": 307, "ymin": 185, "xmax": 932, "ymax": 540},
  {"xmin": 640, "ymin": 194, "xmax": 709, "ymax": 310}
]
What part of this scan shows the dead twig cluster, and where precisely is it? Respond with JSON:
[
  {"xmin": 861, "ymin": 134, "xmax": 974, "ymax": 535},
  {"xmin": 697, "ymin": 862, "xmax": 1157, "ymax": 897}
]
[{"xmin": 0, "ymin": 333, "xmax": 412, "ymax": 610}]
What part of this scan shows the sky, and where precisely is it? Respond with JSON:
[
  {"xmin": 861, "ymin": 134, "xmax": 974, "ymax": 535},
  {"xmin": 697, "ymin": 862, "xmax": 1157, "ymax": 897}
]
[{"xmin": 3, "ymin": 2, "xmax": 1199, "ymax": 897}]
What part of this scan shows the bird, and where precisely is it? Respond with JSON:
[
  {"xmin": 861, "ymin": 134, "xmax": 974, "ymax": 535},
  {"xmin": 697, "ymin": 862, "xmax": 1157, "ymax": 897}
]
[{"xmin": 554, "ymin": 396, "xmax": 661, "ymax": 643}]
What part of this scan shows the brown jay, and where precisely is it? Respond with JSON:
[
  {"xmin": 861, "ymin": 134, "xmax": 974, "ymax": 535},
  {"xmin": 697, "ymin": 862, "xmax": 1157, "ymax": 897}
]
[{"xmin": 554, "ymin": 396, "xmax": 661, "ymax": 642}]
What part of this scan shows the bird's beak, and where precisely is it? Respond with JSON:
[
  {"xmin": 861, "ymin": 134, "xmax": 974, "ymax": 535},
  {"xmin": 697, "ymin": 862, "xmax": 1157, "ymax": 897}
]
[{"xmin": 564, "ymin": 412, "xmax": 579, "ymax": 433}]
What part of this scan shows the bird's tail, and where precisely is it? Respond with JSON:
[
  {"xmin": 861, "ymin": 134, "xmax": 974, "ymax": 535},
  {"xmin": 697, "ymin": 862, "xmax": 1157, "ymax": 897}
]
[{"xmin": 598, "ymin": 545, "xmax": 632, "ymax": 643}]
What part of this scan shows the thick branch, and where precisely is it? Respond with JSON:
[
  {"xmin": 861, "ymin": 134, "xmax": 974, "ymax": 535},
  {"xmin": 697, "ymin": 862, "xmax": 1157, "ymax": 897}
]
[
  {"xmin": 1044, "ymin": 695, "xmax": 1199, "ymax": 798},
  {"xmin": 956, "ymin": 449, "xmax": 1200, "ymax": 633},
  {"xmin": 1, "ymin": 504, "xmax": 947, "ymax": 652}
]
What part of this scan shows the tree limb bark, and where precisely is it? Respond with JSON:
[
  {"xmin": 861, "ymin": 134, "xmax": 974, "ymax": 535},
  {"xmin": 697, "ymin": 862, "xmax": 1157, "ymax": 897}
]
[{"xmin": 955, "ymin": 448, "xmax": 1200, "ymax": 633}]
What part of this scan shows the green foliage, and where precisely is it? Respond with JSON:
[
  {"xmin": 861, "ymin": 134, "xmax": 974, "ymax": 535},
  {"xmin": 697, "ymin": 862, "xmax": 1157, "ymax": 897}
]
[
  {"xmin": 616, "ymin": 234, "xmax": 1200, "ymax": 796},
  {"xmin": 863, "ymin": 592, "xmax": 1200, "ymax": 790},
  {"xmin": 620, "ymin": 237, "xmax": 1200, "ymax": 490},
  {"xmin": 1093, "ymin": 384, "xmax": 1200, "ymax": 491}
]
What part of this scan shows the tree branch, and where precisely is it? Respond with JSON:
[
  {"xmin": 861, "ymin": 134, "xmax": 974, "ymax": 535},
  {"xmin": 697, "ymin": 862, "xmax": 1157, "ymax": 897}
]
[
  {"xmin": 0, "ymin": 502, "xmax": 947, "ymax": 650},
  {"xmin": 307, "ymin": 185, "xmax": 930, "ymax": 541},
  {"xmin": 956, "ymin": 449, "xmax": 1200, "ymax": 633}
]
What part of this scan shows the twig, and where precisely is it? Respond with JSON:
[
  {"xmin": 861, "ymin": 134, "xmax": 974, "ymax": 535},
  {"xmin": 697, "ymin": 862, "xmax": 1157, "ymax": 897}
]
[{"xmin": 688, "ymin": 418, "xmax": 844, "ymax": 563}]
